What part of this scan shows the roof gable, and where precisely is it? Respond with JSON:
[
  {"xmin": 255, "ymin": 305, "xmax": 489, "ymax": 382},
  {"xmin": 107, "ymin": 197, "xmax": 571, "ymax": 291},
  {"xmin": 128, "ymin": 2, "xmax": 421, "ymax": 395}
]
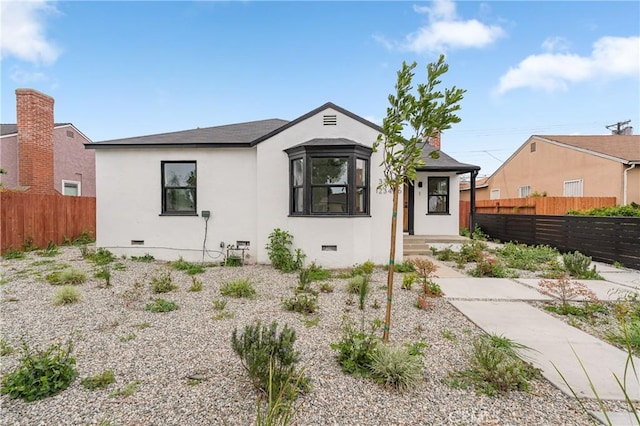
[{"xmin": 535, "ymin": 135, "xmax": 640, "ymax": 162}]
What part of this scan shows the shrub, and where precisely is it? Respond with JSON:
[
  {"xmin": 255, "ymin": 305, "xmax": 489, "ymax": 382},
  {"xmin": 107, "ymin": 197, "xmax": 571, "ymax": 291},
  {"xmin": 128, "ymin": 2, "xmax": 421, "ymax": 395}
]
[
  {"xmin": 446, "ymin": 334, "xmax": 538, "ymax": 396},
  {"xmin": 266, "ymin": 228, "xmax": 305, "ymax": 272},
  {"xmin": 436, "ymin": 247, "xmax": 455, "ymax": 262},
  {"xmin": 282, "ymin": 293, "xmax": 318, "ymax": 314},
  {"xmin": 1, "ymin": 340, "xmax": 77, "ymax": 401},
  {"xmin": 38, "ymin": 242, "xmax": 60, "ymax": 257},
  {"xmin": 221, "ymin": 278, "xmax": 256, "ymax": 299},
  {"xmin": 411, "ymin": 258, "xmax": 437, "ymax": 279},
  {"xmin": 562, "ymin": 251, "xmax": 603, "ymax": 279},
  {"xmin": 392, "ymin": 261, "xmax": 415, "ymax": 273},
  {"xmin": 346, "ymin": 275, "xmax": 366, "ymax": 294},
  {"xmin": 538, "ymin": 275, "xmax": 598, "ymax": 315},
  {"xmin": 150, "ymin": 270, "xmax": 178, "ymax": 293},
  {"xmin": 95, "ymin": 265, "xmax": 112, "ymax": 287},
  {"xmin": 46, "ymin": 268, "xmax": 87, "ymax": 285},
  {"xmin": 402, "ymin": 273, "xmax": 417, "ymax": 290},
  {"xmin": 212, "ymin": 298, "xmax": 228, "ymax": 311},
  {"xmin": 231, "ymin": 320, "xmax": 309, "ymax": 401},
  {"xmin": 416, "ymin": 294, "xmax": 435, "ymax": 310},
  {"xmin": 188, "ymin": 276, "xmax": 203, "ymax": 292},
  {"xmin": 305, "ymin": 262, "xmax": 331, "ymax": 281},
  {"xmin": 496, "ymin": 243, "xmax": 559, "ymax": 271},
  {"xmin": 352, "ymin": 261, "xmax": 376, "ymax": 276},
  {"xmin": 2, "ymin": 248, "xmax": 24, "ymax": 260},
  {"xmin": 470, "ymin": 256, "xmax": 511, "ymax": 278},
  {"xmin": 225, "ymin": 255, "xmax": 243, "ymax": 267},
  {"xmin": 131, "ymin": 254, "xmax": 155, "ymax": 262},
  {"xmin": 357, "ymin": 274, "xmax": 370, "ymax": 311},
  {"xmin": 71, "ymin": 230, "xmax": 95, "ymax": 245},
  {"xmin": 81, "ymin": 370, "xmax": 116, "ymax": 390},
  {"xmin": 330, "ymin": 318, "xmax": 380, "ymax": 377},
  {"xmin": 1, "ymin": 339, "xmax": 16, "ymax": 356},
  {"xmin": 145, "ymin": 298, "xmax": 178, "ymax": 313},
  {"xmin": 422, "ymin": 279, "xmax": 444, "ymax": 297},
  {"xmin": 567, "ymin": 203, "xmax": 640, "ymax": 217},
  {"xmin": 370, "ymin": 345, "xmax": 423, "ymax": 391},
  {"xmin": 53, "ymin": 286, "xmax": 82, "ymax": 305},
  {"xmin": 319, "ymin": 282, "xmax": 334, "ymax": 293},
  {"xmin": 170, "ymin": 257, "xmax": 205, "ymax": 275},
  {"xmin": 84, "ymin": 248, "xmax": 115, "ymax": 265},
  {"xmin": 456, "ymin": 240, "xmax": 486, "ymax": 264}
]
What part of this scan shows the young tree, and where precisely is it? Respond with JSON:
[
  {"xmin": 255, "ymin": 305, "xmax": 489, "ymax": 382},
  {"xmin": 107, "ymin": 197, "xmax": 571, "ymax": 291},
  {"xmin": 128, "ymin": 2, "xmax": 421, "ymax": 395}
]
[{"xmin": 374, "ymin": 55, "xmax": 466, "ymax": 343}]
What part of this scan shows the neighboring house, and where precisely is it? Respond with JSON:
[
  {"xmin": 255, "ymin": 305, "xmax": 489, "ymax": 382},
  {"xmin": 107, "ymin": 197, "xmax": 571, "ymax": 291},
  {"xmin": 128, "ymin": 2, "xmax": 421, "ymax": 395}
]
[
  {"xmin": 461, "ymin": 134, "xmax": 640, "ymax": 205},
  {"xmin": 87, "ymin": 102, "xmax": 479, "ymax": 267},
  {"xmin": 0, "ymin": 89, "xmax": 95, "ymax": 196}
]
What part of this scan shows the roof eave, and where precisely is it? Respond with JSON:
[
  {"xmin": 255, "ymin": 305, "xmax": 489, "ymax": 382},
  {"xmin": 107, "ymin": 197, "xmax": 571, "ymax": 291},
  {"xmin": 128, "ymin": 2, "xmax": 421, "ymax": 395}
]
[{"xmin": 85, "ymin": 142, "xmax": 252, "ymax": 150}]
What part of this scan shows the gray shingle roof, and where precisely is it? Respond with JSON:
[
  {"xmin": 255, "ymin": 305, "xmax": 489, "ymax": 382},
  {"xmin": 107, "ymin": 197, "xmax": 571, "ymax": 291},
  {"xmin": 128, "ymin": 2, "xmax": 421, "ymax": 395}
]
[
  {"xmin": 286, "ymin": 138, "xmax": 370, "ymax": 150},
  {"xmin": 417, "ymin": 144, "xmax": 481, "ymax": 173},
  {"xmin": 90, "ymin": 119, "xmax": 289, "ymax": 147}
]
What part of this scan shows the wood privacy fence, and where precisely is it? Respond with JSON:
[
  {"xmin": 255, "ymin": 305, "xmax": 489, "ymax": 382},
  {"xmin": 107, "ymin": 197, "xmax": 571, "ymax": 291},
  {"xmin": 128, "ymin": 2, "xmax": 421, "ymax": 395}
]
[
  {"xmin": 476, "ymin": 213, "xmax": 640, "ymax": 269},
  {"xmin": 0, "ymin": 192, "xmax": 96, "ymax": 253},
  {"xmin": 459, "ymin": 197, "xmax": 617, "ymax": 231}
]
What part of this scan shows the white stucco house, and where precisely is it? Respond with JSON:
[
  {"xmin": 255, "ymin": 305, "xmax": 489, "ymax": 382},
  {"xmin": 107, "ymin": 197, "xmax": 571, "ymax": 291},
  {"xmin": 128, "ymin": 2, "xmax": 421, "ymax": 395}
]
[{"xmin": 86, "ymin": 103, "xmax": 479, "ymax": 268}]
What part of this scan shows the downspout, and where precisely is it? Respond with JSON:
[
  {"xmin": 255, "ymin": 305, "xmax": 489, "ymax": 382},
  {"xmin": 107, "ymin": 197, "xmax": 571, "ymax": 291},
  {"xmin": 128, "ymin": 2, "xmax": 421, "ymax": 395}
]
[
  {"xmin": 623, "ymin": 163, "xmax": 636, "ymax": 205},
  {"xmin": 470, "ymin": 169, "xmax": 478, "ymax": 235}
]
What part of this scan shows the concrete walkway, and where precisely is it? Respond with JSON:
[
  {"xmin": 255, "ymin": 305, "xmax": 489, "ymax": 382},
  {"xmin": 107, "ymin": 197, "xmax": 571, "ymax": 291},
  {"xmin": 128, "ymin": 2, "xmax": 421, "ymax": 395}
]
[{"xmin": 407, "ymin": 255, "xmax": 640, "ymax": 424}]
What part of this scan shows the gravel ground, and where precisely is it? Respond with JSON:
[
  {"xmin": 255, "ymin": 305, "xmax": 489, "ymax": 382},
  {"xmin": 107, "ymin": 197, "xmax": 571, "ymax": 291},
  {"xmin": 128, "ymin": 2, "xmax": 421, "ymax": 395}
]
[{"xmin": 0, "ymin": 247, "xmax": 603, "ymax": 425}]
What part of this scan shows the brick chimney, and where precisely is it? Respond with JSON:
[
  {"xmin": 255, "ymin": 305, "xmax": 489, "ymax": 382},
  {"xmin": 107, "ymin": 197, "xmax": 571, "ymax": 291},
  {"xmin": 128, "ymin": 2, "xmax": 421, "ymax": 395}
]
[
  {"xmin": 426, "ymin": 130, "xmax": 441, "ymax": 150},
  {"xmin": 16, "ymin": 89, "xmax": 55, "ymax": 194}
]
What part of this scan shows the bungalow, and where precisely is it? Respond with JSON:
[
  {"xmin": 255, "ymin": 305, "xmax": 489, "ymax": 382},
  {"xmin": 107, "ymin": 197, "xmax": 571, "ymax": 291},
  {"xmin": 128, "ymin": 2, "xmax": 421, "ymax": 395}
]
[{"xmin": 87, "ymin": 103, "xmax": 478, "ymax": 267}]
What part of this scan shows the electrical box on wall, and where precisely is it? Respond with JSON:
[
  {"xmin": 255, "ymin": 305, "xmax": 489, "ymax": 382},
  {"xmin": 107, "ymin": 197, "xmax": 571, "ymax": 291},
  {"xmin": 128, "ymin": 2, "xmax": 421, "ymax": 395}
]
[{"xmin": 201, "ymin": 210, "xmax": 210, "ymax": 218}]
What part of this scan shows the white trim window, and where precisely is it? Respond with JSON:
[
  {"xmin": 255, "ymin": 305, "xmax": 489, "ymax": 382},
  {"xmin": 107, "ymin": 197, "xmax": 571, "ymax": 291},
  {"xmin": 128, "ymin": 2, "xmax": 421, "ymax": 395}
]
[
  {"xmin": 563, "ymin": 179, "xmax": 583, "ymax": 197},
  {"xmin": 62, "ymin": 180, "xmax": 81, "ymax": 196},
  {"xmin": 490, "ymin": 188, "xmax": 500, "ymax": 200},
  {"xmin": 519, "ymin": 185, "xmax": 531, "ymax": 198}
]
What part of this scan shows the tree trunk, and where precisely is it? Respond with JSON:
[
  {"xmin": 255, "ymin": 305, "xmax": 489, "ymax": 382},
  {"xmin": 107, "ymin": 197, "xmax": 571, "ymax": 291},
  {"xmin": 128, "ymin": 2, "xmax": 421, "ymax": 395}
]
[{"xmin": 383, "ymin": 184, "xmax": 399, "ymax": 343}]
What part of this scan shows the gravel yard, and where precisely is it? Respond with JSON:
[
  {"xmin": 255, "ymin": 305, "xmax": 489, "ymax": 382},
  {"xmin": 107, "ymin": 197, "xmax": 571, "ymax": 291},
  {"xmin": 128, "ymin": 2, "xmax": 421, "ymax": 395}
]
[{"xmin": 1, "ymin": 247, "xmax": 598, "ymax": 425}]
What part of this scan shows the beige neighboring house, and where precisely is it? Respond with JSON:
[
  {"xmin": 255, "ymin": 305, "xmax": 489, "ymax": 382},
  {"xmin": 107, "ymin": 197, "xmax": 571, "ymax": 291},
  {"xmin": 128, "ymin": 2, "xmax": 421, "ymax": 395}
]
[{"xmin": 461, "ymin": 134, "xmax": 640, "ymax": 205}]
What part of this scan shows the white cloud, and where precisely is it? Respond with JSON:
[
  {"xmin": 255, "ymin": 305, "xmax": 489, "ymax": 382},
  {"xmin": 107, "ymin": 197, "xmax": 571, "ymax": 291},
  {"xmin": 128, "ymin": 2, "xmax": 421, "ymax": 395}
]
[
  {"xmin": 377, "ymin": 0, "xmax": 505, "ymax": 53},
  {"xmin": 0, "ymin": 0, "xmax": 60, "ymax": 64},
  {"xmin": 9, "ymin": 66, "xmax": 48, "ymax": 83},
  {"xmin": 496, "ymin": 36, "xmax": 640, "ymax": 94},
  {"xmin": 541, "ymin": 36, "xmax": 570, "ymax": 53}
]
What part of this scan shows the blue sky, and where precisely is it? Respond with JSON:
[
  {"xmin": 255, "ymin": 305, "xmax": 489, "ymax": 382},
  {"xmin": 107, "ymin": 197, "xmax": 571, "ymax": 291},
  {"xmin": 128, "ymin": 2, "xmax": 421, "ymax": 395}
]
[{"xmin": 1, "ymin": 0, "xmax": 638, "ymax": 176}]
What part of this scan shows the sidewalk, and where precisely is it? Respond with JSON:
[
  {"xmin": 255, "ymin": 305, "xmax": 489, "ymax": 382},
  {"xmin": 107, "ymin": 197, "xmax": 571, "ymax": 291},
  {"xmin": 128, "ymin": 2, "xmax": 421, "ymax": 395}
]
[{"xmin": 407, "ymin": 254, "xmax": 640, "ymax": 425}]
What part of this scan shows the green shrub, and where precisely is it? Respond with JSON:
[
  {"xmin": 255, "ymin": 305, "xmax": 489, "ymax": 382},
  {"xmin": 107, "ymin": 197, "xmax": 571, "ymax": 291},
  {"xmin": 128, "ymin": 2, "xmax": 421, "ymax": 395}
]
[
  {"xmin": 1, "ymin": 339, "xmax": 16, "ymax": 356},
  {"xmin": 305, "ymin": 262, "xmax": 331, "ymax": 281},
  {"xmin": 38, "ymin": 242, "xmax": 60, "ymax": 257},
  {"xmin": 109, "ymin": 380, "xmax": 139, "ymax": 398},
  {"xmin": 95, "ymin": 265, "xmax": 112, "ymax": 287},
  {"xmin": 53, "ymin": 286, "xmax": 82, "ymax": 305},
  {"xmin": 496, "ymin": 243, "xmax": 559, "ymax": 271},
  {"xmin": 221, "ymin": 278, "xmax": 256, "ymax": 299},
  {"xmin": 145, "ymin": 298, "xmax": 178, "ymax": 313},
  {"xmin": 188, "ymin": 276, "xmax": 203, "ymax": 292},
  {"xmin": 212, "ymin": 298, "xmax": 228, "ymax": 311},
  {"xmin": 330, "ymin": 318, "xmax": 380, "ymax": 377},
  {"xmin": 266, "ymin": 228, "xmax": 305, "ymax": 272},
  {"xmin": 71, "ymin": 230, "xmax": 95, "ymax": 245},
  {"xmin": 567, "ymin": 203, "xmax": 640, "ymax": 217},
  {"xmin": 225, "ymin": 256, "xmax": 243, "ymax": 267},
  {"xmin": 352, "ymin": 261, "xmax": 376, "ymax": 276},
  {"xmin": 456, "ymin": 240, "xmax": 486, "ymax": 264},
  {"xmin": 81, "ymin": 370, "xmax": 116, "ymax": 390},
  {"xmin": 422, "ymin": 279, "xmax": 444, "ymax": 297},
  {"xmin": 470, "ymin": 256, "xmax": 511, "ymax": 278},
  {"xmin": 22, "ymin": 237, "xmax": 38, "ymax": 252},
  {"xmin": 436, "ymin": 247, "xmax": 455, "ymax": 262},
  {"xmin": 319, "ymin": 282, "xmax": 334, "ymax": 293},
  {"xmin": 392, "ymin": 261, "xmax": 415, "ymax": 273},
  {"xmin": 370, "ymin": 345, "xmax": 423, "ymax": 391},
  {"xmin": 150, "ymin": 270, "xmax": 178, "ymax": 293},
  {"xmin": 46, "ymin": 268, "xmax": 87, "ymax": 285},
  {"xmin": 1, "ymin": 340, "xmax": 77, "ymax": 401},
  {"xmin": 131, "ymin": 254, "xmax": 155, "ymax": 262},
  {"xmin": 346, "ymin": 275, "xmax": 366, "ymax": 294},
  {"xmin": 538, "ymin": 275, "xmax": 599, "ymax": 315},
  {"xmin": 446, "ymin": 334, "xmax": 538, "ymax": 396},
  {"xmin": 2, "ymin": 248, "xmax": 24, "ymax": 260},
  {"xmin": 170, "ymin": 257, "xmax": 205, "ymax": 275},
  {"xmin": 357, "ymin": 274, "xmax": 370, "ymax": 311},
  {"xmin": 402, "ymin": 273, "xmax": 417, "ymax": 290},
  {"xmin": 562, "ymin": 251, "xmax": 603, "ymax": 279},
  {"xmin": 231, "ymin": 320, "xmax": 309, "ymax": 401},
  {"xmin": 282, "ymin": 293, "xmax": 318, "ymax": 314},
  {"xmin": 84, "ymin": 248, "xmax": 115, "ymax": 265}
]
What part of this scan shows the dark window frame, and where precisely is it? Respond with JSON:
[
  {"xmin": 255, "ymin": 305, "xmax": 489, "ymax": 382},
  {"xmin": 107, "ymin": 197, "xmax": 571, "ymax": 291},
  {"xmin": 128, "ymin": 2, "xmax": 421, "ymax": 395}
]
[
  {"xmin": 286, "ymin": 145, "xmax": 371, "ymax": 217},
  {"xmin": 427, "ymin": 176, "xmax": 450, "ymax": 214},
  {"xmin": 160, "ymin": 161, "xmax": 198, "ymax": 216}
]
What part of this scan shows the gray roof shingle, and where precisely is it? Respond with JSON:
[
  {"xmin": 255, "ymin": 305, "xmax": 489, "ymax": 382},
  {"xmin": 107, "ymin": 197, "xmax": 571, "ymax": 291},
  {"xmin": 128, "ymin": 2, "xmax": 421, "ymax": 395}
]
[{"xmin": 418, "ymin": 144, "xmax": 481, "ymax": 173}]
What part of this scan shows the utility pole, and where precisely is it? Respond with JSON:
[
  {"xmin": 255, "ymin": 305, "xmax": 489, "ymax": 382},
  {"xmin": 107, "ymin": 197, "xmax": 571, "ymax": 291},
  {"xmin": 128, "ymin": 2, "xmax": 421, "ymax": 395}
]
[{"xmin": 606, "ymin": 120, "xmax": 632, "ymax": 135}]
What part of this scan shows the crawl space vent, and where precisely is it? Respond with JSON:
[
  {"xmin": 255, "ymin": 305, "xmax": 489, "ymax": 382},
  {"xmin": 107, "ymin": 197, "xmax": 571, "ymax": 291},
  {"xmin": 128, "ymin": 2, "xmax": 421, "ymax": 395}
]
[
  {"xmin": 131, "ymin": 240, "xmax": 145, "ymax": 246},
  {"xmin": 321, "ymin": 245, "xmax": 337, "ymax": 251},
  {"xmin": 323, "ymin": 115, "xmax": 337, "ymax": 126}
]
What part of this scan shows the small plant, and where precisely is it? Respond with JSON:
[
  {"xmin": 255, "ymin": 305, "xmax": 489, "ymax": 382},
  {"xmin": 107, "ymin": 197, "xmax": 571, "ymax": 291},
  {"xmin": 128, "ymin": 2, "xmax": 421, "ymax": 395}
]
[
  {"xmin": 81, "ymin": 370, "xmax": 116, "ymax": 390},
  {"xmin": 2, "ymin": 248, "xmax": 25, "ymax": 260},
  {"xmin": 120, "ymin": 333, "xmax": 137, "ymax": 343},
  {"xmin": 145, "ymin": 298, "xmax": 178, "ymax": 313},
  {"xmin": 84, "ymin": 248, "xmax": 115, "ymax": 265},
  {"xmin": 305, "ymin": 262, "xmax": 331, "ymax": 281},
  {"xmin": 370, "ymin": 345, "xmax": 424, "ymax": 391},
  {"xmin": 1, "ymin": 339, "xmax": 77, "ymax": 401},
  {"xmin": 422, "ymin": 279, "xmax": 444, "ymax": 297},
  {"xmin": 319, "ymin": 282, "xmax": 334, "ymax": 293},
  {"xmin": 302, "ymin": 316, "xmax": 320, "ymax": 328},
  {"xmin": 212, "ymin": 298, "xmax": 228, "ymax": 311},
  {"xmin": 150, "ymin": 270, "xmax": 178, "ymax": 293},
  {"xmin": 53, "ymin": 286, "xmax": 82, "ymax": 305},
  {"xmin": 95, "ymin": 265, "xmax": 112, "ymax": 287},
  {"xmin": 562, "ymin": 251, "xmax": 603, "ymax": 279},
  {"xmin": 121, "ymin": 281, "xmax": 145, "ymax": 307},
  {"xmin": 282, "ymin": 293, "xmax": 318, "ymax": 314},
  {"xmin": 38, "ymin": 241, "xmax": 60, "ymax": 257},
  {"xmin": 109, "ymin": 380, "xmax": 140, "ymax": 398},
  {"xmin": 72, "ymin": 230, "xmax": 95, "ymax": 245},
  {"xmin": 330, "ymin": 317, "xmax": 380, "ymax": 377},
  {"xmin": 131, "ymin": 253, "xmax": 155, "ymax": 262},
  {"xmin": 538, "ymin": 275, "xmax": 599, "ymax": 315},
  {"xmin": 496, "ymin": 243, "xmax": 559, "ymax": 271},
  {"xmin": 415, "ymin": 294, "xmax": 435, "ymax": 310},
  {"xmin": 1, "ymin": 339, "xmax": 16, "ymax": 356},
  {"xmin": 171, "ymin": 257, "xmax": 205, "ymax": 275},
  {"xmin": 357, "ymin": 274, "xmax": 370, "ymax": 311},
  {"xmin": 346, "ymin": 275, "xmax": 366, "ymax": 294},
  {"xmin": 411, "ymin": 258, "xmax": 437, "ymax": 279},
  {"xmin": 231, "ymin": 320, "xmax": 309, "ymax": 401},
  {"xmin": 352, "ymin": 261, "xmax": 376, "ymax": 276},
  {"xmin": 46, "ymin": 268, "xmax": 87, "ymax": 285},
  {"xmin": 134, "ymin": 322, "xmax": 151, "ymax": 330},
  {"xmin": 436, "ymin": 247, "xmax": 455, "ymax": 262},
  {"xmin": 266, "ymin": 228, "xmax": 305, "ymax": 272},
  {"xmin": 392, "ymin": 260, "xmax": 415, "ymax": 273},
  {"xmin": 402, "ymin": 273, "xmax": 417, "ymax": 290},
  {"xmin": 255, "ymin": 358, "xmax": 305, "ymax": 426},
  {"xmin": 22, "ymin": 236, "xmax": 38, "ymax": 252},
  {"xmin": 225, "ymin": 255, "xmax": 243, "ymax": 267},
  {"xmin": 441, "ymin": 329, "xmax": 457, "ymax": 342},
  {"xmin": 470, "ymin": 255, "xmax": 511, "ymax": 278},
  {"xmin": 221, "ymin": 278, "xmax": 256, "ymax": 299},
  {"xmin": 188, "ymin": 276, "xmax": 203, "ymax": 292}
]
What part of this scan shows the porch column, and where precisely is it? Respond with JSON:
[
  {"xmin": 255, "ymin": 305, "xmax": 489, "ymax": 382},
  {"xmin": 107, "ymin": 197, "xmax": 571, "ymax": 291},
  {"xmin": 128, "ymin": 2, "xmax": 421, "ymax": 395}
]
[{"xmin": 470, "ymin": 170, "xmax": 478, "ymax": 235}]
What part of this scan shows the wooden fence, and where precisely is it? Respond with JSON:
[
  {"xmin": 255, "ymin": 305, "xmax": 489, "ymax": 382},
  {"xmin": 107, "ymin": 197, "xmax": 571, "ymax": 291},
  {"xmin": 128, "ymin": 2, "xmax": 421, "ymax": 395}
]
[
  {"xmin": 476, "ymin": 213, "xmax": 640, "ymax": 269},
  {"xmin": 459, "ymin": 197, "xmax": 617, "ymax": 231},
  {"xmin": 0, "ymin": 192, "xmax": 96, "ymax": 253}
]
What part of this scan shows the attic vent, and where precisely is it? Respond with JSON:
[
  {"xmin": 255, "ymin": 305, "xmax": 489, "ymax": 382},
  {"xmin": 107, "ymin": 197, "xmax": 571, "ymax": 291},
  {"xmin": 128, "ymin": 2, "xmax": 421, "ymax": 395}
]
[
  {"xmin": 530, "ymin": 142, "xmax": 536, "ymax": 152},
  {"xmin": 67, "ymin": 130, "xmax": 75, "ymax": 138},
  {"xmin": 323, "ymin": 115, "xmax": 337, "ymax": 126}
]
